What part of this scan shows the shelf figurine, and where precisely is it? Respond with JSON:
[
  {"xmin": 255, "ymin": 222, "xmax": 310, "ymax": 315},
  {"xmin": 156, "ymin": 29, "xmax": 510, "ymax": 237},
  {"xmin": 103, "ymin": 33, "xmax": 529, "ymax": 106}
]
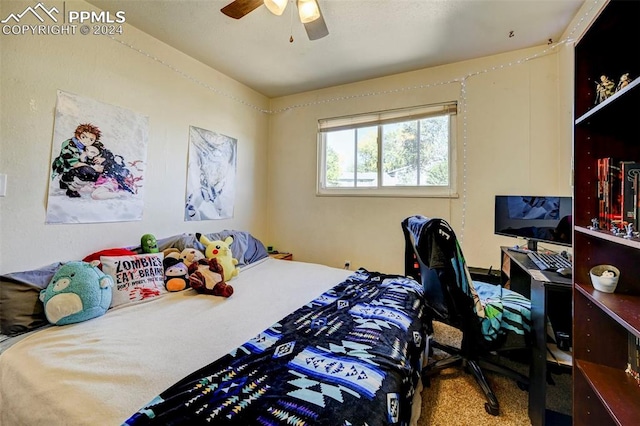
[
  {"xmin": 595, "ymin": 75, "xmax": 615, "ymax": 104},
  {"xmin": 625, "ymin": 363, "xmax": 640, "ymax": 387},
  {"xmin": 616, "ymin": 73, "xmax": 633, "ymax": 92},
  {"xmin": 610, "ymin": 223, "xmax": 622, "ymax": 236},
  {"xmin": 589, "ymin": 218, "xmax": 599, "ymax": 230},
  {"xmin": 624, "ymin": 223, "xmax": 634, "ymax": 239}
]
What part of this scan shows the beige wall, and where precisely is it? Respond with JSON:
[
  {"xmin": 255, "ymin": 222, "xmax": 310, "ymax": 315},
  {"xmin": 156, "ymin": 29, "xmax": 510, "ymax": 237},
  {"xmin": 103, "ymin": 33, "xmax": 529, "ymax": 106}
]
[
  {"xmin": 0, "ymin": 0, "xmax": 575, "ymax": 276},
  {"xmin": 268, "ymin": 46, "xmax": 573, "ymax": 274},
  {"xmin": 0, "ymin": 1, "xmax": 270, "ymax": 273}
]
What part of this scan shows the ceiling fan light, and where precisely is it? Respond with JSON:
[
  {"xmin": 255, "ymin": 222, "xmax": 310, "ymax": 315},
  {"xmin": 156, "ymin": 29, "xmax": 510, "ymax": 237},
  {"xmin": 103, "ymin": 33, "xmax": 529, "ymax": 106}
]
[
  {"xmin": 264, "ymin": 0, "xmax": 287, "ymax": 16},
  {"xmin": 297, "ymin": 0, "xmax": 320, "ymax": 23}
]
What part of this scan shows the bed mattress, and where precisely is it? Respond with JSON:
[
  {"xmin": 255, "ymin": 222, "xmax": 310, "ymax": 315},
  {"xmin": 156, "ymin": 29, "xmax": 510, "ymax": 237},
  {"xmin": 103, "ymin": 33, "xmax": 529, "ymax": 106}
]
[{"xmin": 0, "ymin": 258, "xmax": 426, "ymax": 425}]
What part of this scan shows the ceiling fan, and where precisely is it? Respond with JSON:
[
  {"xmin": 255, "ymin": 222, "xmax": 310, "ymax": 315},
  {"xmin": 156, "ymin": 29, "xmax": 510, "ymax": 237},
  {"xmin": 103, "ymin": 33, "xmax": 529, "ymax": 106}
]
[{"xmin": 221, "ymin": 0, "xmax": 329, "ymax": 41}]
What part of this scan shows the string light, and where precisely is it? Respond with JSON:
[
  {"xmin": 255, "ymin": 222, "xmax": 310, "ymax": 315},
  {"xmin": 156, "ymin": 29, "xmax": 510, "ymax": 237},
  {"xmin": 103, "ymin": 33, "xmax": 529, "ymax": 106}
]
[
  {"xmin": 106, "ymin": 37, "xmax": 272, "ymax": 114},
  {"xmin": 459, "ymin": 78, "xmax": 468, "ymax": 242},
  {"xmin": 104, "ymin": 0, "xmax": 601, "ymax": 237}
]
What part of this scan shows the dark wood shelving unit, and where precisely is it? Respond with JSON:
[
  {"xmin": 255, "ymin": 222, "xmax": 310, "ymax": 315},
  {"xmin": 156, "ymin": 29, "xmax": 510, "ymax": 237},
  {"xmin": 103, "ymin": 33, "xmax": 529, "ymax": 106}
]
[
  {"xmin": 575, "ymin": 226, "xmax": 640, "ymax": 249},
  {"xmin": 574, "ymin": 78, "xmax": 640, "ymax": 126},
  {"xmin": 575, "ymin": 282, "xmax": 640, "ymax": 337},
  {"xmin": 575, "ymin": 361, "xmax": 640, "ymax": 425},
  {"xmin": 572, "ymin": 0, "xmax": 640, "ymax": 424}
]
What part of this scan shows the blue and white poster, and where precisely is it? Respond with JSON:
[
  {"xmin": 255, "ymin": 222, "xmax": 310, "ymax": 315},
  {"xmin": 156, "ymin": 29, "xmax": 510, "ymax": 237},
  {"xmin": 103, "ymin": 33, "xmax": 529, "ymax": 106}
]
[{"xmin": 184, "ymin": 126, "xmax": 237, "ymax": 221}]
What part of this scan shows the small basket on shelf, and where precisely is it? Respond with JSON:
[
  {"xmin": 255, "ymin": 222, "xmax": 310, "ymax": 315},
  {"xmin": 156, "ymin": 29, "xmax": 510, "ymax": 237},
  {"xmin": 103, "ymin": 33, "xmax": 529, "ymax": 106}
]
[{"xmin": 589, "ymin": 265, "xmax": 620, "ymax": 293}]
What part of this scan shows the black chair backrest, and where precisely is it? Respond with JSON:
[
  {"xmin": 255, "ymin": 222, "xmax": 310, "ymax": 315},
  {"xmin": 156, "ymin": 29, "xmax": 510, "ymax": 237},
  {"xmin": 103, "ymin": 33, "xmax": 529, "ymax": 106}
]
[{"xmin": 401, "ymin": 216, "xmax": 477, "ymax": 333}]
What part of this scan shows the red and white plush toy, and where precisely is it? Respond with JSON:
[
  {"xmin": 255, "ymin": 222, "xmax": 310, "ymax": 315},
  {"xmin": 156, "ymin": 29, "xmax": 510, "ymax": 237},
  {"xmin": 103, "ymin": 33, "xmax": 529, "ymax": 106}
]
[{"xmin": 188, "ymin": 258, "xmax": 234, "ymax": 297}]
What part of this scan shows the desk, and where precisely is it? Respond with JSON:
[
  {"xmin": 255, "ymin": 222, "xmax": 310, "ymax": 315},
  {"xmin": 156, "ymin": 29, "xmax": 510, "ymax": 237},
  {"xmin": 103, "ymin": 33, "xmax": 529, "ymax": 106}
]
[{"xmin": 500, "ymin": 247, "xmax": 572, "ymax": 426}]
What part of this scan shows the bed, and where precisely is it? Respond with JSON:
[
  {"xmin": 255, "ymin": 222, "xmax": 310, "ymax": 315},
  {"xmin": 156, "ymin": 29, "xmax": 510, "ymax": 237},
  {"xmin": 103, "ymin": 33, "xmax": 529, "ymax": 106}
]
[{"xmin": 0, "ymin": 231, "xmax": 427, "ymax": 425}]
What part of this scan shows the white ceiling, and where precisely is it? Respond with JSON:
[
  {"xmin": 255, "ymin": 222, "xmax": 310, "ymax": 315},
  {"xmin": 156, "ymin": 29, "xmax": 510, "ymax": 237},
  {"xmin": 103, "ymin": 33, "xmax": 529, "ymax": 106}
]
[{"xmin": 87, "ymin": 0, "xmax": 585, "ymax": 98}]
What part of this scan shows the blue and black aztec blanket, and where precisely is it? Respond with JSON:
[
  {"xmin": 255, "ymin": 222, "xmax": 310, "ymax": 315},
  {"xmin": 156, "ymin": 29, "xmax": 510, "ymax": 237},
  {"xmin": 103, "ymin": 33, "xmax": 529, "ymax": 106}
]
[{"xmin": 125, "ymin": 269, "xmax": 427, "ymax": 426}]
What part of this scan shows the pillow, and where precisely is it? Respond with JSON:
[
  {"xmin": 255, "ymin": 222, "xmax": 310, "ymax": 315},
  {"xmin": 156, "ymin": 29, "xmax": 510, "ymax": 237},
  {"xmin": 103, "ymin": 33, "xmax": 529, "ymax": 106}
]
[
  {"xmin": 219, "ymin": 230, "xmax": 269, "ymax": 266},
  {"xmin": 166, "ymin": 230, "xmax": 268, "ymax": 267},
  {"xmin": 100, "ymin": 253, "xmax": 166, "ymax": 308},
  {"xmin": 0, "ymin": 263, "xmax": 62, "ymax": 336}
]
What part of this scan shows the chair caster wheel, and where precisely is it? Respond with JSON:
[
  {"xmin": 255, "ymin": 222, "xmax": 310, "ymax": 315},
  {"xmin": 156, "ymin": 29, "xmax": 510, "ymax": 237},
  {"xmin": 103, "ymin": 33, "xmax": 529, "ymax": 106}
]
[
  {"xmin": 517, "ymin": 381, "xmax": 529, "ymax": 391},
  {"xmin": 484, "ymin": 402, "xmax": 499, "ymax": 416},
  {"xmin": 422, "ymin": 376, "xmax": 432, "ymax": 387}
]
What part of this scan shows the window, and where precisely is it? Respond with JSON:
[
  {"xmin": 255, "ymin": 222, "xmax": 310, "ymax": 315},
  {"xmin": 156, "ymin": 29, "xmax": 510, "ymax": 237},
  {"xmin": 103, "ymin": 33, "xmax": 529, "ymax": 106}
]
[{"xmin": 317, "ymin": 102, "xmax": 457, "ymax": 197}]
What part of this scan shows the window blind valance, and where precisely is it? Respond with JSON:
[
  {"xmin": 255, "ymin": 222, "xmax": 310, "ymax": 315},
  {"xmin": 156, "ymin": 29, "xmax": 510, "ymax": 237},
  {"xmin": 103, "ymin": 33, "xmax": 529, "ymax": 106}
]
[{"xmin": 318, "ymin": 102, "xmax": 457, "ymax": 133}]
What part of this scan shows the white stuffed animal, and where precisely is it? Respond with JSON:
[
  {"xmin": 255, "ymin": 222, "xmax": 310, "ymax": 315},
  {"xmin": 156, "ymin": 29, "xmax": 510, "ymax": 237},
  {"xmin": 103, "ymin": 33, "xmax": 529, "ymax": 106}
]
[{"xmin": 170, "ymin": 248, "xmax": 205, "ymax": 267}]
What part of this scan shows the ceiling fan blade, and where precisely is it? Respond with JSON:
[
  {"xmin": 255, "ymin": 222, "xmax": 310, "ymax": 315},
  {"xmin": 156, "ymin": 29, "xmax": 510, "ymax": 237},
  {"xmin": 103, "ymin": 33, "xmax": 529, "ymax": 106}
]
[
  {"xmin": 303, "ymin": 11, "xmax": 329, "ymax": 40},
  {"xmin": 221, "ymin": 0, "xmax": 263, "ymax": 19}
]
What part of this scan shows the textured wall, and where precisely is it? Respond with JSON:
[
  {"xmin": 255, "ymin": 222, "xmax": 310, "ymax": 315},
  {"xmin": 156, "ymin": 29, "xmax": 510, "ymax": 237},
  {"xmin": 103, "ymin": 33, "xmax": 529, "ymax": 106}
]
[{"xmin": 0, "ymin": 1, "xmax": 269, "ymax": 273}]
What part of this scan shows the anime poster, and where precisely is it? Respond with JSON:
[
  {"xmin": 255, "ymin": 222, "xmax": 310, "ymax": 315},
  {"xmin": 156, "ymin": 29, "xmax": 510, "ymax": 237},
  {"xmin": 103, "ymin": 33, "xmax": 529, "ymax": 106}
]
[
  {"xmin": 184, "ymin": 126, "xmax": 237, "ymax": 221},
  {"xmin": 46, "ymin": 91, "xmax": 148, "ymax": 224}
]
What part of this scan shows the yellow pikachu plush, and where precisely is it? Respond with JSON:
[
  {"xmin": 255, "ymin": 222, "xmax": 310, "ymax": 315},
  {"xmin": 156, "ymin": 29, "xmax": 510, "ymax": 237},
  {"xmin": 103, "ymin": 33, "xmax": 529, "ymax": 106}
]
[{"xmin": 196, "ymin": 233, "xmax": 239, "ymax": 282}]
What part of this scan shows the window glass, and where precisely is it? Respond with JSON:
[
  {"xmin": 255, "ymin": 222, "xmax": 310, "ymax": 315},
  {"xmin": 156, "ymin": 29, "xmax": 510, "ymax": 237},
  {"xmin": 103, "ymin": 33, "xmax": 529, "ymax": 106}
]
[{"xmin": 318, "ymin": 103, "xmax": 456, "ymax": 197}]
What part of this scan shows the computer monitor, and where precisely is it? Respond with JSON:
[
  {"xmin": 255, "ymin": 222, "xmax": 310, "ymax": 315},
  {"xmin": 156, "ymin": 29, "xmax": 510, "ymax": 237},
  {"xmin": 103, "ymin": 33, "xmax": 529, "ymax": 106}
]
[{"xmin": 494, "ymin": 195, "xmax": 572, "ymax": 251}]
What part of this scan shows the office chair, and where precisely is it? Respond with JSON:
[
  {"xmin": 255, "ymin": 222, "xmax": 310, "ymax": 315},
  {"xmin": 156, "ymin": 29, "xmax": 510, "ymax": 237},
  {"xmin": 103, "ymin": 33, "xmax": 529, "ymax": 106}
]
[{"xmin": 402, "ymin": 215, "xmax": 530, "ymax": 416}]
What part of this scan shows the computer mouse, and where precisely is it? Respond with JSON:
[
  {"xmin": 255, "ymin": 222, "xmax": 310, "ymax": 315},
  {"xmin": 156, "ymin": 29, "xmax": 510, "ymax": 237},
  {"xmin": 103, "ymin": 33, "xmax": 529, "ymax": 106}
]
[{"xmin": 556, "ymin": 267, "xmax": 572, "ymax": 277}]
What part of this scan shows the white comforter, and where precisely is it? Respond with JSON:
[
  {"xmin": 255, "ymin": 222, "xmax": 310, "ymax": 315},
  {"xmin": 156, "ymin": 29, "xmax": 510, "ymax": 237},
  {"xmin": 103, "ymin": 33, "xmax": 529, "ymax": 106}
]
[{"xmin": 0, "ymin": 258, "xmax": 351, "ymax": 425}]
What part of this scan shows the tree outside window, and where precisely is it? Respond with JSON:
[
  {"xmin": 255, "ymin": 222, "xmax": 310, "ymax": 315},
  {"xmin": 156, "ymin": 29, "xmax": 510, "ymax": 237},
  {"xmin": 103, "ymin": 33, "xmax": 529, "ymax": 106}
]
[{"xmin": 318, "ymin": 103, "xmax": 455, "ymax": 197}]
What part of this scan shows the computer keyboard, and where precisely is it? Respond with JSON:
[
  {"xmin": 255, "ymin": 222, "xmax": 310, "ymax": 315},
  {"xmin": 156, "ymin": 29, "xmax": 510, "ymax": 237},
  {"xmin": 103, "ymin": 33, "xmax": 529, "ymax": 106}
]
[{"xmin": 527, "ymin": 251, "xmax": 572, "ymax": 271}]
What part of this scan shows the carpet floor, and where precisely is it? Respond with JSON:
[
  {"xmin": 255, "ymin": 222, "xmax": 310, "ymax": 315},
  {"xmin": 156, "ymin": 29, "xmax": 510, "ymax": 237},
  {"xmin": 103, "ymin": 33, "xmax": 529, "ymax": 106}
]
[{"xmin": 414, "ymin": 322, "xmax": 572, "ymax": 425}]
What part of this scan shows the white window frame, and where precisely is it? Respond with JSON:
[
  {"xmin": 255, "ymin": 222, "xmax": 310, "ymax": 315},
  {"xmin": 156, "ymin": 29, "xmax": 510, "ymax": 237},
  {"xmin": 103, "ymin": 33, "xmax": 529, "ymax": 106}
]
[{"xmin": 317, "ymin": 102, "xmax": 458, "ymax": 197}]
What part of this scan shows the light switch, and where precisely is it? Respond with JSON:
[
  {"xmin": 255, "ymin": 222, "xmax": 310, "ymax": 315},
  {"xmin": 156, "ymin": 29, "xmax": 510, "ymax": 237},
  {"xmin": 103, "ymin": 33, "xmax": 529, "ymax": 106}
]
[{"xmin": 0, "ymin": 173, "xmax": 6, "ymax": 197}]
